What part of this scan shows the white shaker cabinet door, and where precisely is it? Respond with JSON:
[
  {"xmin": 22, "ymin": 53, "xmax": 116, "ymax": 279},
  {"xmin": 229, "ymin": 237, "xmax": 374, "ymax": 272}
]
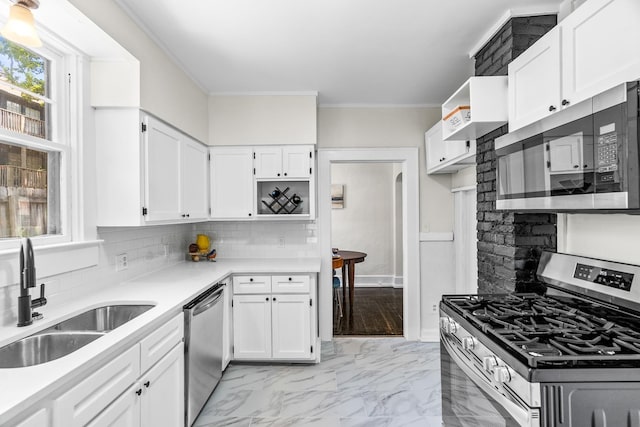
[
  {"xmin": 254, "ymin": 146, "xmax": 282, "ymax": 178},
  {"xmin": 143, "ymin": 115, "xmax": 182, "ymax": 222},
  {"xmin": 282, "ymin": 146, "xmax": 312, "ymax": 178},
  {"xmin": 140, "ymin": 344, "xmax": 184, "ymax": 427},
  {"xmin": 562, "ymin": 0, "xmax": 640, "ymax": 109},
  {"xmin": 233, "ymin": 295, "xmax": 272, "ymax": 360},
  {"xmin": 210, "ymin": 147, "xmax": 254, "ymax": 219},
  {"xmin": 86, "ymin": 386, "xmax": 140, "ymax": 427},
  {"xmin": 508, "ymin": 26, "xmax": 561, "ymax": 132},
  {"xmin": 180, "ymin": 137, "xmax": 209, "ymax": 220},
  {"xmin": 271, "ymin": 294, "xmax": 312, "ymax": 360}
]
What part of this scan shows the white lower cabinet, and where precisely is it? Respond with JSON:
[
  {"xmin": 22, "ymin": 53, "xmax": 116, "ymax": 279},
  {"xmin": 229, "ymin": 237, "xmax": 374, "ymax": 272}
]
[
  {"xmin": 232, "ymin": 274, "xmax": 316, "ymax": 361},
  {"xmin": 52, "ymin": 313, "xmax": 184, "ymax": 427},
  {"xmin": 13, "ymin": 408, "xmax": 49, "ymax": 427}
]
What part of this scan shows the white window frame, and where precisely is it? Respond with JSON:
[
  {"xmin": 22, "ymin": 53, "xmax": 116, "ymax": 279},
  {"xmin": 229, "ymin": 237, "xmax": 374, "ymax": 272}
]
[{"xmin": 0, "ymin": 32, "xmax": 80, "ymax": 251}]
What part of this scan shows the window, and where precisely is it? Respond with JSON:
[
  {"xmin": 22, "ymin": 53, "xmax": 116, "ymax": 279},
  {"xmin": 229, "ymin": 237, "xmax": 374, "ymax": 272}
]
[{"xmin": 0, "ymin": 36, "xmax": 68, "ymax": 243}]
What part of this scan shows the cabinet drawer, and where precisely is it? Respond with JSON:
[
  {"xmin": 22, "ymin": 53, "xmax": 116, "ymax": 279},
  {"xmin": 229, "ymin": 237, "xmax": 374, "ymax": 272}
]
[
  {"xmin": 233, "ymin": 275, "xmax": 272, "ymax": 294},
  {"xmin": 53, "ymin": 345, "xmax": 140, "ymax": 427},
  {"xmin": 272, "ymin": 275, "xmax": 310, "ymax": 293},
  {"xmin": 140, "ymin": 313, "xmax": 184, "ymax": 374}
]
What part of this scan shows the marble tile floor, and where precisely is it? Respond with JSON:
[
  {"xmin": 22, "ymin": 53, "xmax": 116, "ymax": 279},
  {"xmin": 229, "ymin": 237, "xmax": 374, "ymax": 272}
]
[{"xmin": 194, "ymin": 337, "xmax": 442, "ymax": 427}]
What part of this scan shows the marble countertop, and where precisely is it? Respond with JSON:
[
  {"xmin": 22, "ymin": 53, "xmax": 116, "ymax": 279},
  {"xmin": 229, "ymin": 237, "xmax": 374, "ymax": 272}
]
[{"xmin": 0, "ymin": 257, "xmax": 321, "ymax": 424}]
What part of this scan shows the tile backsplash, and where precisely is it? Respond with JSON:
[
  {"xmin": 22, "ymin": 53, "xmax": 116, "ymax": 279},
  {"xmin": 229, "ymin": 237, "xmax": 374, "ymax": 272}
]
[
  {"xmin": 0, "ymin": 220, "xmax": 317, "ymax": 327},
  {"xmin": 194, "ymin": 220, "xmax": 318, "ymax": 258}
]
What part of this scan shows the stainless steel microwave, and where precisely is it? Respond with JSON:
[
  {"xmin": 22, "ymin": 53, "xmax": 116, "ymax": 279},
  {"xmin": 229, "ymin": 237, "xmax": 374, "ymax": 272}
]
[{"xmin": 496, "ymin": 81, "xmax": 640, "ymax": 211}]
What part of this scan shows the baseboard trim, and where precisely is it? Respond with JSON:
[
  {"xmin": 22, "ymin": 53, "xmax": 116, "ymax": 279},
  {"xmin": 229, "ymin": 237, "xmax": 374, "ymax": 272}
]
[
  {"xmin": 420, "ymin": 328, "xmax": 440, "ymax": 342},
  {"xmin": 350, "ymin": 275, "xmax": 396, "ymax": 288}
]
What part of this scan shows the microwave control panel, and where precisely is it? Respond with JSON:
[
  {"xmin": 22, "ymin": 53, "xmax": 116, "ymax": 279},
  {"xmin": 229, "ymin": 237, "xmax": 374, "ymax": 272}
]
[{"xmin": 574, "ymin": 263, "xmax": 633, "ymax": 292}]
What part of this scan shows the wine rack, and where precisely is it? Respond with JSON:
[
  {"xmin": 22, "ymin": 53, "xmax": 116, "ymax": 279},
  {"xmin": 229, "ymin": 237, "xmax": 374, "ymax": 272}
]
[{"xmin": 261, "ymin": 186, "xmax": 303, "ymax": 214}]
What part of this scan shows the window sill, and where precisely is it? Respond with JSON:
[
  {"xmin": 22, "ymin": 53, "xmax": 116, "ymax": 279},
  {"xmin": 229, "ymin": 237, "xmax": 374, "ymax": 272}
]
[{"xmin": 0, "ymin": 240, "xmax": 102, "ymax": 287}]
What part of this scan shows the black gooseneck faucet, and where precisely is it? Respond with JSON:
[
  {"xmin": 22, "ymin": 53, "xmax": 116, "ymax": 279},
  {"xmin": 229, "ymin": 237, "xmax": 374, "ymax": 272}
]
[{"xmin": 17, "ymin": 238, "xmax": 47, "ymax": 327}]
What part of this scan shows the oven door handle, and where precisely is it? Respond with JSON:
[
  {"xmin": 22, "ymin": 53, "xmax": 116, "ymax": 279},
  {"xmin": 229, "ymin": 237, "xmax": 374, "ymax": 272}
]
[{"xmin": 442, "ymin": 336, "xmax": 540, "ymax": 427}]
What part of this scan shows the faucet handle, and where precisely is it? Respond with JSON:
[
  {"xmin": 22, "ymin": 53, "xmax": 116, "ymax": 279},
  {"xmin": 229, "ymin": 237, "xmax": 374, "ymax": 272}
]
[{"xmin": 31, "ymin": 283, "xmax": 47, "ymax": 309}]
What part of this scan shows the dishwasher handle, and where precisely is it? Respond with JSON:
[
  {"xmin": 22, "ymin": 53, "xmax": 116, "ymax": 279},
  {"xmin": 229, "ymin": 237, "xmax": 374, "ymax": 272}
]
[{"xmin": 192, "ymin": 286, "xmax": 224, "ymax": 317}]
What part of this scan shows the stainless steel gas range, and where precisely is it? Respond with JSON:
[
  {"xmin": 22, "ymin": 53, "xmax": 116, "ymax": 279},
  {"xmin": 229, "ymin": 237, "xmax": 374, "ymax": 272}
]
[{"xmin": 440, "ymin": 251, "xmax": 640, "ymax": 427}]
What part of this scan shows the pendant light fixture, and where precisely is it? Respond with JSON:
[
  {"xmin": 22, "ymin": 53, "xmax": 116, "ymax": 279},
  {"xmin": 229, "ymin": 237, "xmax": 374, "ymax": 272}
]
[{"xmin": 1, "ymin": 0, "xmax": 41, "ymax": 47}]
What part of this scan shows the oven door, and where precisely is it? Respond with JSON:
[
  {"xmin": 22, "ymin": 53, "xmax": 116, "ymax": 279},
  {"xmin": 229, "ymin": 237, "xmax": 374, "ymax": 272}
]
[{"xmin": 440, "ymin": 335, "xmax": 540, "ymax": 427}]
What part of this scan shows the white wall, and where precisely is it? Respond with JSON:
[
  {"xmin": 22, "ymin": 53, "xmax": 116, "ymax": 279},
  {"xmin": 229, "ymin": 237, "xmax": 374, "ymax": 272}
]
[
  {"xmin": 451, "ymin": 165, "xmax": 476, "ymax": 189},
  {"xmin": 209, "ymin": 95, "xmax": 317, "ymax": 146},
  {"xmin": 318, "ymin": 106, "xmax": 454, "ymax": 233},
  {"xmin": 330, "ymin": 163, "xmax": 395, "ymax": 279},
  {"xmin": 69, "ymin": 0, "xmax": 209, "ymax": 142}
]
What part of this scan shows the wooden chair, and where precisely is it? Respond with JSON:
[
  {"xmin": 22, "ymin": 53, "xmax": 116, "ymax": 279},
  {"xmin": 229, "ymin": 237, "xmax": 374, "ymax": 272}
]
[{"xmin": 332, "ymin": 256, "xmax": 344, "ymax": 317}]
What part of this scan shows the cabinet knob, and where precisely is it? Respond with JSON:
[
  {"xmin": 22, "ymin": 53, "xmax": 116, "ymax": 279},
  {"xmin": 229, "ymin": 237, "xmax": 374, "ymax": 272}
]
[
  {"xmin": 273, "ymin": 297, "xmax": 276, "ymax": 301},
  {"xmin": 135, "ymin": 389, "xmax": 142, "ymax": 396},
  {"xmin": 284, "ymin": 173, "xmax": 287, "ymax": 176},
  {"xmin": 562, "ymin": 99, "xmax": 570, "ymax": 106},
  {"xmin": 144, "ymin": 381, "xmax": 150, "ymax": 388},
  {"xmin": 574, "ymin": 165, "xmax": 579, "ymax": 169},
  {"xmin": 266, "ymin": 297, "xmax": 269, "ymax": 301},
  {"xmin": 549, "ymin": 105, "xmax": 557, "ymax": 112},
  {"xmin": 181, "ymin": 214, "xmax": 186, "ymax": 218},
  {"xmin": 248, "ymin": 213, "xmax": 252, "ymax": 217},
  {"xmin": 277, "ymin": 173, "xmax": 281, "ymax": 177},
  {"xmin": 288, "ymin": 277, "xmax": 292, "ymax": 281},
  {"xmin": 186, "ymin": 214, "xmax": 190, "ymax": 218},
  {"xmin": 250, "ymin": 278, "xmax": 253, "ymax": 282}
]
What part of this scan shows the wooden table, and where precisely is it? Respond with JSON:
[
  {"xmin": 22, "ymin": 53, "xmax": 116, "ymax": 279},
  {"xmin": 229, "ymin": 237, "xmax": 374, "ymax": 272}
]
[{"xmin": 335, "ymin": 250, "xmax": 367, "ymax": 308}]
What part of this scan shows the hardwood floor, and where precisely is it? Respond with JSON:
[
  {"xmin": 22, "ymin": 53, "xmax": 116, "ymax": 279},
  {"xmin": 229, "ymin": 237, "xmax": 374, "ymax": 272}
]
[{"xmin": 333, "ymin": 287, "xmax": 403, "ymax": 336}]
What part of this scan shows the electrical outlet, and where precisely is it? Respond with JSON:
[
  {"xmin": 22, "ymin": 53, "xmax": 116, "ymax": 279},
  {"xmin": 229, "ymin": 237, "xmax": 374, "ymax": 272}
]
[
  {"xmin": 115, "ymin": 253, "xmax": 128, "ymax": 271},
  {"xmin": 278, "ymin": 236, "xmax": 285, "ymax": 248},
  {"xmin": 432, "ymin": 304, "xmax": 438, "ymax": 313}
]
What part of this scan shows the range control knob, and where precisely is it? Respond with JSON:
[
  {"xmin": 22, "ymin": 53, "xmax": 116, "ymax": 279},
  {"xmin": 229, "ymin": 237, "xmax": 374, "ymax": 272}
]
[
  {"xmin": 482, "ymin": 356, "xmax": 499, "ymax": 372},
  {"xmin": 461, "ymin": 337, "xmax": 477, "ymax": 351},
  {"xmin": 440, "ymin": 317, "xmax": 458, "ymax": 335},
  {"xmin": 493, "ymin": 366, "xmax": 514, "ymax": 384}
]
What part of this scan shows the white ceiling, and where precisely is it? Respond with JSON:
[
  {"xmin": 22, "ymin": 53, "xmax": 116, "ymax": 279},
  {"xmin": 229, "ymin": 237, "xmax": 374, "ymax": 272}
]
[{"xmin": 116, "ymin": 0, "xmax": 563, "ymax": 106}]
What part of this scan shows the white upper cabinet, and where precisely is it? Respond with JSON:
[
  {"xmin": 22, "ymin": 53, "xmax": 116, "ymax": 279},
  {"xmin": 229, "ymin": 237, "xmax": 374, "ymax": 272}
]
[
  {"xmin": 209, "ymin": 147, "xmax": 254, "ymax": 219},
  {"xmin": 425, "ymin": 121, "xmax": 476, "ymax": 175},
  {"xmin": 508, "ymin": 26, "xmax": 561, "ymax": 132},
  {"xmin": 561, "ymin": 0, "xmax": 640, "ymax": 107},
  {"xmin": 254, "ymin": 145, "xmax": 313, "ymax": 178},
  {"xmin": 441, "ymin": 76, "xmax": 508, "ymax": 141},
  {"xmin": 143, "ymin": 116, "xmax": 181, "ymax": 222},
  {"xmin": 96, "ymin": 109, "xmax": 208, "ymax": 226},
  {"xmin": 508, "ymin": 0, "xmax": 640, "ymax": 132},
  {"xmin": 180, "ymin": 138, "xmax": 209, "ymax": 221}
]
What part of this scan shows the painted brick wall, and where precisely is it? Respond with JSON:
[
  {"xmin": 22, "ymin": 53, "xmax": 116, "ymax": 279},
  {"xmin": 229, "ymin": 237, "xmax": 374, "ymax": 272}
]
[{"xmin": 475, "ymin": 15, "xmax": 557, "ymax": 294}]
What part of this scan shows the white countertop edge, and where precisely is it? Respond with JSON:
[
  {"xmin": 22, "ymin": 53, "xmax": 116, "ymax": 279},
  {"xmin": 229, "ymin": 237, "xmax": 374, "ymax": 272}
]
[{"xmin": 0, "ymin": 257, "xmax": 321, "ymax": 423}]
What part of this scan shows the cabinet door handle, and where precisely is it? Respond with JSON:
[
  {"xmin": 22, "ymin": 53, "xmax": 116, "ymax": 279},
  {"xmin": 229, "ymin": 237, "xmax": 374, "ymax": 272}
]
[
  {"xmin": 248, "ymin": 213, "xmax": 252, "ymax": 217},
  {"xmin": 562, "ymin": 99, "xmax": 570, "ymax": 106},
  {"xmin": 135, "ymin": 389, "xmax": 142, "ymax": 396},
  {"xmin": 549, "ymin": 105, "xmax": 556, "ymax": 112},
  {"xmin": 265, "ymin": 297, "xmax": 269, "ymax": 301},
  {"xmin": 249, "ymin": 278, "xmax": 254, "ymax": 282},
  {"xmin": 284, "ymin": 173, "xmax": 288, "ymax": 176},
  {"xmin": 186, "ymin": 214, "xmax": 190, "ymax": 218},
  {"xmin": 181, "ymin": 214, "xmax": 186, "ymax": 218},
  {"xmin": 273, "ymin": 297, "xmax": 276, "ymax": 301},
  {"xmin": 574, "ymin": 165, "xmax": 579, "ymax": 169},
  {"xmin": 144, "ymin": 381, "xmax": 150, "ymax": 388},
  {"xmin": 288, "ymin": 277, "xmax": 292, "ymax": 281},
  {"xmin": 277, "ymin": 173, "xmax": 281, "ymax": 177}
]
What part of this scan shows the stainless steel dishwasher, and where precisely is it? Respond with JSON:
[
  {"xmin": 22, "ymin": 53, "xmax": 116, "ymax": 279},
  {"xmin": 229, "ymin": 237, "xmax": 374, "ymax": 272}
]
[{"xmin": 184, "ymin": 282, "xmax": 224, "ymax": 426}]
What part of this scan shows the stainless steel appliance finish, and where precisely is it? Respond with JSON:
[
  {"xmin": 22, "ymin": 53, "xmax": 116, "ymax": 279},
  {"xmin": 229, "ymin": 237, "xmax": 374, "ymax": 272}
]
[
  {"xmin": 495, "ymin": 81, "xmax": 640, "ymax": 211},
  {"xmin": 440, "ymin": 252, "xmax": 640, "ymax": 426},
  {"xmin": 184, "ymin": 283, "xmax": 225, "ymax": 426}
]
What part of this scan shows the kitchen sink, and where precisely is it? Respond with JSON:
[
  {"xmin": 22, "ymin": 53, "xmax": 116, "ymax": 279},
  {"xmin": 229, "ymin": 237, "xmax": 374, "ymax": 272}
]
[
  {"xmin": 0, "ymin": 331, "xmax": 105, "ymax": 368},
  {"xmin": 45, "ymin": 304, "xmax": 154, "ymax": 333},
  {"xmin": 0, "ymin": 304, "xmax": 154, "ymax": 368}
]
